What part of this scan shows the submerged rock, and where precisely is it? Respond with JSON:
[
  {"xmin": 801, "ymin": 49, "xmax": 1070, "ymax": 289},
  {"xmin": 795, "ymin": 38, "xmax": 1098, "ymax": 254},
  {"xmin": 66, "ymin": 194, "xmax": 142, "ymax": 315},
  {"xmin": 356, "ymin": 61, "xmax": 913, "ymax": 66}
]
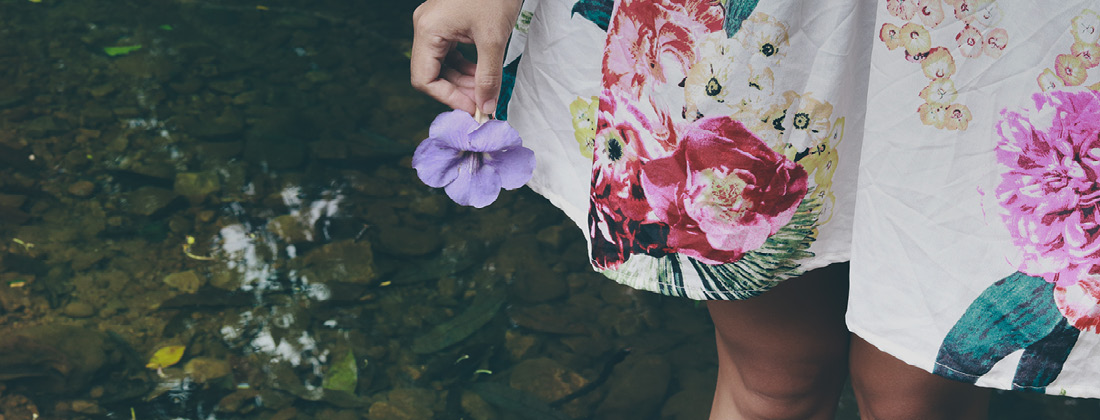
[
  {"xmin": 297, "ymin": 240, "xmax": 377, "ymax": 285},
  {"xmin": 594, "ymin": 354, "xmax": 672, "ymax": 420},
  {"xmin": 123, "ymin": 187, "xmax": 180, "ymax": 216},
  {"xmin": 174, "ymin": 171, "xmax": 221, "ymax": 204},
  {"xmin": 509, "ymin": 358, "xmax": 589, "ymax": 403},
  {"xmin": 0, "ymin": 325, "xmax": 118, "ymax": 395},
  {"xmin": 164, "ymin": 270, "xmax": 205, "ymax": 294}
]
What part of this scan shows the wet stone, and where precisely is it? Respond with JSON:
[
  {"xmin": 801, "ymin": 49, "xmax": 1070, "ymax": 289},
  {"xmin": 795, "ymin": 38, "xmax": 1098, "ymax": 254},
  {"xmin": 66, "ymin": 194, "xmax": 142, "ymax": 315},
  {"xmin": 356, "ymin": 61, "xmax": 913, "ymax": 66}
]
[
  {"xmin": 244, "ymin": 135, "xmax": 307, "ymax": 170},
  {"xmin": 298, "ymin": 240, "xmax": 377, "ymax": 284},
  {"xmin": 208, "ymin": 79, "xmax": 246, "ymax": 94},
  {"xmin": 184, "ymin": 357, "xmax": 231, "ymax": 383},
  {"xmin": 174, "ymin": 171, "xmax": 221, "ymax": 204},
  {"xmin": 509, "ymin": 358, "xmax": 589, "ymax": 403},
  {"xmin": 267, "ymin": 214, "xmax": 313, "ymax": 243},
  {"xmin": 67, "ymin": 180, "xmax": 96, "ymax": 197},
  {"xmin": 163, "ymin": 270, "xmax": 204, "ymax": 294},
  {"xmin": 62, "ymin": 301, "xmax": 96, "ymax": 318},
  {"xmin": 123, "ymin": 187, "xmax": 180, "ymax": 216},
  {"xmin": 595, "ymin": 354, "xmax": 672, "ymax": 420},
  {"xmin": 367, "ymin": 388, "xmax": 436, "ymax": 420},
  {"xmin": 377, "ymin": 225, "xmax": 442, "ymax": 257},
  {"xmin": 460, "ymin": 390, "xmax": 498, "ymax": 420}
]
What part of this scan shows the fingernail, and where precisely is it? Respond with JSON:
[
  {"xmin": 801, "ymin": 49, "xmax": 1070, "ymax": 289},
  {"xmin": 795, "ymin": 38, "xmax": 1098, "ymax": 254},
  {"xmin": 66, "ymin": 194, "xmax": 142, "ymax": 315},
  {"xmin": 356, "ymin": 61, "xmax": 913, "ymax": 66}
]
[{"xmin": 482, "ymin": 99, "xmax": 497, "ymax": 114}]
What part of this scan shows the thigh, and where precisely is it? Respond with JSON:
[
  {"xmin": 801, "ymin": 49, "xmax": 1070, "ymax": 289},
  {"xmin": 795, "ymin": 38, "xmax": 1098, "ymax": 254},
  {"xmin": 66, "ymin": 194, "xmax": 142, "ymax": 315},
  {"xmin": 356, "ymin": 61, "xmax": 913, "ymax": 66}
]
[
  {"xmin": 707, "ymin": 263, "xmax": 851, "ymax": 420},
  {"xmin": 849, "ymin": 334, "xmax": 991, "ymax": 420}
]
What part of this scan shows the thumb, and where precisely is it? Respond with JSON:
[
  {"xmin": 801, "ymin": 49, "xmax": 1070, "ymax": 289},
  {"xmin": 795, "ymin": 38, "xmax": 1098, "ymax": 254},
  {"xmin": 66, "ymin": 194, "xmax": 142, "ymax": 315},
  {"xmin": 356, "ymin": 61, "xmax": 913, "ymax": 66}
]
[{"xmin": 474, "ymin": 38, "xmax": 507, "ymax": 115}]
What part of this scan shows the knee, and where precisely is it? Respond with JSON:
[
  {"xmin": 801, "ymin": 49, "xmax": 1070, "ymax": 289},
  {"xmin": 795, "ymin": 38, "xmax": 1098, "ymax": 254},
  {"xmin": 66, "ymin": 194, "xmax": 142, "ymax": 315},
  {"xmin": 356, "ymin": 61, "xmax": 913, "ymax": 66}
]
[{"xmin": 726, "ymin": 363, "xmax": 845, "ymax": 420}]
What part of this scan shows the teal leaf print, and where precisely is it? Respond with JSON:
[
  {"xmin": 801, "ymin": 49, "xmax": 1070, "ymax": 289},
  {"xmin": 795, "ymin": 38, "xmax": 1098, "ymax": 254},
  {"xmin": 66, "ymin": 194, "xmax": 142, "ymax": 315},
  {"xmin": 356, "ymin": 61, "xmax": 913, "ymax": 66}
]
[
  {"xmin": 724, "ymin": 0, "xmax": 760, "ymax": 38},
  {"xmin": 495, "ymin": 55, "xmax": 522, "ymax": 120},
  {"xmin": 933, "ymin": 272, "xmax": 1080, "ymax": 393},
  {"xmin": 571, "ymin": 0, "xmax": 613, "ymax": 31}
]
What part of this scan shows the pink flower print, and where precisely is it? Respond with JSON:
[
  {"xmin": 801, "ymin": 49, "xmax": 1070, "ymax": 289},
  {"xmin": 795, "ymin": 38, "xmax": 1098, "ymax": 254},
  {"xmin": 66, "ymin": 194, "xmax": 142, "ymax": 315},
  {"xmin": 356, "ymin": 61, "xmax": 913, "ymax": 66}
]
[
  {"xmin": 591, "ymin": 99, "xmax": 655, "ymax": 223},
  {"xmin": 1072, "ymin": 41, "xmax": 1100, "ymax": 69},
  {"xmin": 1036, "ymin": 68, "xmax": 1066, "ymax": 92},
  {"xmin": 1054, "ymin": 275, "xmax": 1100, "ymax": 333},
  {"xmin": 944, "ymin": 0, "xmax": 993, "ymax": 22},
  {"xmin": 917, "ymin": 0, "xmax": 945, "ymax": 28},
  {"xmin": 880, "ymin": 23, "xmax": 904, "ymax": 51},
  {"xmin": 983, "ymin": 27, "xmax": 1008, "ymax": 58},
  {"xmin": 604, "ymin": 16, "xmax": 689, "ymax": 96},
  {"xmin": 1055, "ymin": 54, "xmax": 1088, "ymax": 86},
  {"xmin": 887, "ymin": 0, "xmax": 919, "ymax": 20},
  {"xmin": 921, "ymin": 47, "xmax": 956, "ymax": 79},
  {"xmin": 919, "ymin": 78, "xmax": 958, "ymax": 105},
  {"xmin": 919, "ymin": 102, "xmax": 947, "ymax": 129},
  {"xmin": 641, "ymin": 117, "xmax": 807, "ymax": 264},
  {"xmin": 900, "ymin": 22, "xmax": 933, "ymax": 58},
  {"xmin": 603, "ymin": 0, "xmax": 722, "ymax": 97},
  {"xmin": 996, "ymin": 90, "xmax": 1100, "ymax": 286},
  {"xmin": 956, "ymin": 25, "xmax": 984, "ymax": 58},
  {"xmin": 1071, "ymin": 10, "xmax": 1100, "ymax": 44},
  {"xmin": 943, "ymin": 104, "xmax": 972, "ymax": 130}
]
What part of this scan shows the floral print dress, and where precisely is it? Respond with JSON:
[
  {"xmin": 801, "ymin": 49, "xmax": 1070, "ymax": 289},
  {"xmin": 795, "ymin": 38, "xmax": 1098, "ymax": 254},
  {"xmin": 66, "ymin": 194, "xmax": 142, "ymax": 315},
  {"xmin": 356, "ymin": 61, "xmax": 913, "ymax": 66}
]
[{"xmin": 501, "ymin": 0, "xmax": 1100, "ymax": 397}]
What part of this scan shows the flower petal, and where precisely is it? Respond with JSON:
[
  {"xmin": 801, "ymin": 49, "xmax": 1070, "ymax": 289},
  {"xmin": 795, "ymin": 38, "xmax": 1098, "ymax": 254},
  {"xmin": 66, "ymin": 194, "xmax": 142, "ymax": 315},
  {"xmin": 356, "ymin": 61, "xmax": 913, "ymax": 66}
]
[
  {"xmin": 412, "ymin": 138, "xmax": 463, "ymax": 188},
  {"xmin": 467, "ymin": 120, "xmax": 522, "ymax": 152},
  {"xmin": 488, "ymin": 146, "xmax": 536, "ymax": 190},
  {"xmin": 430, "ymin": 110, "xmax": 479, "ymax": 149},
  {"xmin": 444, "ymin": 159, "xmax": 503, "ymax": 208}
]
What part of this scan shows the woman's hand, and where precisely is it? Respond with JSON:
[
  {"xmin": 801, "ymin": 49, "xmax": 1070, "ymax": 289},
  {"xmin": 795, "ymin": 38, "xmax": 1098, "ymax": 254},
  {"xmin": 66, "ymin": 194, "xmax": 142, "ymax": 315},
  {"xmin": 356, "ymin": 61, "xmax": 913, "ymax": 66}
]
[{"xmin": 410, "ymin": 0, "xmax": 523, "ymax": 115}]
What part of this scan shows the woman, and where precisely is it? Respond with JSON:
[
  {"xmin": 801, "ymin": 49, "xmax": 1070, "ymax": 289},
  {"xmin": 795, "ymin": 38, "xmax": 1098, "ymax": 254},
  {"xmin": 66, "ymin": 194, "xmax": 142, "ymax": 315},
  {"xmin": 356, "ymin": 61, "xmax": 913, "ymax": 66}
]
[{"xmin": 410, "ymin": 0, "xmax": 1100, "ymax": 418}]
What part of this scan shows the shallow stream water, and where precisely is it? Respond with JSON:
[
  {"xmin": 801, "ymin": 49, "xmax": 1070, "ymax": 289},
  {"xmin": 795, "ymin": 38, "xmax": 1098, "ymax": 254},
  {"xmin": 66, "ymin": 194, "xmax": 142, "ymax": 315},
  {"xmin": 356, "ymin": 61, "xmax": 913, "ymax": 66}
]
[{"xmin": 0, "ymin": 0, "xmax": 1096, "ymax": 419}]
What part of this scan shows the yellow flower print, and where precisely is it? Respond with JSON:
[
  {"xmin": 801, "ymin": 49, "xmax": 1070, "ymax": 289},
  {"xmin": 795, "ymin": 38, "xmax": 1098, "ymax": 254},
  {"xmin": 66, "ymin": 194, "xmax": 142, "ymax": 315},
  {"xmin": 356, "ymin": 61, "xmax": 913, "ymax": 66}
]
[
  {"xmin": 739, "ymin": 13, "xmax": 789, "ymax": 67},
  {"xmin": 919, "ymin": 78, "xmax": 958, "ymax": 106},
  {"xmin": 765, "ymin": 91, "xmax": 833, "ymax": 155},
  {"xmin": 917, "ymin": 0, "xmax": 945, "ymax": 28},
  {"xmin": 684, "ymin": 34, "xmax": 740, "ymax": 121},
  {"xmin": 1056, "ymin": 53, "xmax": 1089, "ymax": 86},
  {"xmin": 900, "ymin": 22, "xmax": 933, "ymax": 57},
  {"xmin": 569, "ymin": 96, "xmax": 598, "ymax": 159},
  {"xmin": 1037, "ymin": 68, "xmax": 1066, "ymax": 92},
  {"xmin": 730, "ymin": 66, "xmax": 776, "ymax": 122},
  {"xmin": 1072, "ymin": 41, "xmax": 1100, "ymax": 69},
  {"xmin": 1071, "ymin": 9, "xmax": 1100, "ymax": 44},
  {"xmin": 943, "ymin": 104, "xmax": 972, "ymax": 130},
  {"xmin": 880, "ymin": 23, "xmax": 904, "ymax": 51},
  {"xmin": 921, "ymin": 47, "xmax": 956, "ymax": 79},
  {"xmin": 919, "ymin": 102, "xmax": 947, "ymax": 129},
  {"xmin": 799, "ymin": 117, "xmax": 844, "ymax": 224},
  {"xmin": 751, "ymin": 98, "xmax": 791, "ymax": 151}
]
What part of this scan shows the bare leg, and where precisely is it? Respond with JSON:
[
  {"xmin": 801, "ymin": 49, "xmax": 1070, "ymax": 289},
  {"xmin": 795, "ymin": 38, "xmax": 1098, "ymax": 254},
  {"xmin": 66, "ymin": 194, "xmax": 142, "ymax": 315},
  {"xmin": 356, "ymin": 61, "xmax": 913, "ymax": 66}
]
[
  {"xmin": 850, "ymin": 335, "xmax": 991, "ymax": 420},
  {"xmin": 707, "ymin": 263, "xmax": 850, "ymax": 420}
]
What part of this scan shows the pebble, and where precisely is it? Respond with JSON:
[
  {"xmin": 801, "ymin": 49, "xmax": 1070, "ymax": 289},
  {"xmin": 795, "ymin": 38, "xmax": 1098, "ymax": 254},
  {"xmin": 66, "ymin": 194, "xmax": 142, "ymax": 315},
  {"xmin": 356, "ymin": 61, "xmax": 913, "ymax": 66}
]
[
  {"xmin": 67, "ymin": 180, "xmax": 95, "ymax": 198},
  {"xmin": 62, "ymin": 301, "xmax": 96, "ymax": 318}
]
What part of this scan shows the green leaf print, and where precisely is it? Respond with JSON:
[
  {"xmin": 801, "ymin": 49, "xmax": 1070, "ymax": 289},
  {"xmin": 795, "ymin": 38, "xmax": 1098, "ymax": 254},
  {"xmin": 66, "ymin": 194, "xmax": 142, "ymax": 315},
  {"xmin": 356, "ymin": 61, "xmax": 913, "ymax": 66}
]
[
  {"xmin": 571, "ymin": 0, "xmax": 614, "ymax": 31},
  {"xmin": 724, "ymin": 0, "xmax": 760, "ymax": 38}
]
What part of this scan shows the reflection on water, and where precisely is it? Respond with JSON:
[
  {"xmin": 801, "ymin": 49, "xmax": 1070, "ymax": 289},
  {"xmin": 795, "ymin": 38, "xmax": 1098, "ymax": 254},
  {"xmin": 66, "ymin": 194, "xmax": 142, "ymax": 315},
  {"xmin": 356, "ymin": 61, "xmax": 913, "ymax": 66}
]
[{"xmin": 0, "ymin": 0, "xmax": 1095, "ymax": 419}]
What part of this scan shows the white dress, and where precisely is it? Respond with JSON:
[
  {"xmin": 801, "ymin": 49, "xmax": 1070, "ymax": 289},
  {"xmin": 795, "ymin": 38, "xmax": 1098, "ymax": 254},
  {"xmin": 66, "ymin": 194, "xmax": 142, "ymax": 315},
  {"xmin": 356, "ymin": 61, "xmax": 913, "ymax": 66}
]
[{"xmin": 502, "ymin": 0, "xmax": 1100, "ymax": 398}]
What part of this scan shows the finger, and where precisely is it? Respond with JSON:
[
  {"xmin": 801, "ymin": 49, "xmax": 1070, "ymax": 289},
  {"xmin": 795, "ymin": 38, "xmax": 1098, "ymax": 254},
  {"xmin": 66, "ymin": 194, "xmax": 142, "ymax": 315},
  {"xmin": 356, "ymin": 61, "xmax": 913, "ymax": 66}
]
[
  {"xmin": 411, "ymin": 37, "xmax": 477, "ymax": 112},
  {"xmin": 442, "ymin": 68, "xmax": 477, "ymax": 89},
  {"xmin": 445, "ymin": 49, "xmax": 478, "ymax": 77},
  {"xmin": 473, "ymin": 37, "xmax": 508, "ymax": 115}
]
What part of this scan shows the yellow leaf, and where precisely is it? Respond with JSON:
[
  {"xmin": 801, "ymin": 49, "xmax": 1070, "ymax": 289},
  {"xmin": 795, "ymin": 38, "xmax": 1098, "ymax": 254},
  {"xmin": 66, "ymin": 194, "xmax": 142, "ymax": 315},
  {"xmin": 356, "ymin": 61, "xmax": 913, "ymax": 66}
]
[{"xmin": 146, "ymin": 345, "xmax": 186, "ymax": 369}]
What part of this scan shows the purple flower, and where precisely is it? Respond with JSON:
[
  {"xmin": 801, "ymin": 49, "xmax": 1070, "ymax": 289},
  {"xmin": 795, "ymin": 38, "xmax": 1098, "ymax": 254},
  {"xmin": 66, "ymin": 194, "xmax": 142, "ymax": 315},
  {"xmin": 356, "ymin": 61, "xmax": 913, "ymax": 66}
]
[
  {"xmin": 412, "ymin": 110, "xmax": 535, "ymax": 208},
  {"xmin": 996, "ymin": 90, "xmax": 1100, "ymax": 286}
]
